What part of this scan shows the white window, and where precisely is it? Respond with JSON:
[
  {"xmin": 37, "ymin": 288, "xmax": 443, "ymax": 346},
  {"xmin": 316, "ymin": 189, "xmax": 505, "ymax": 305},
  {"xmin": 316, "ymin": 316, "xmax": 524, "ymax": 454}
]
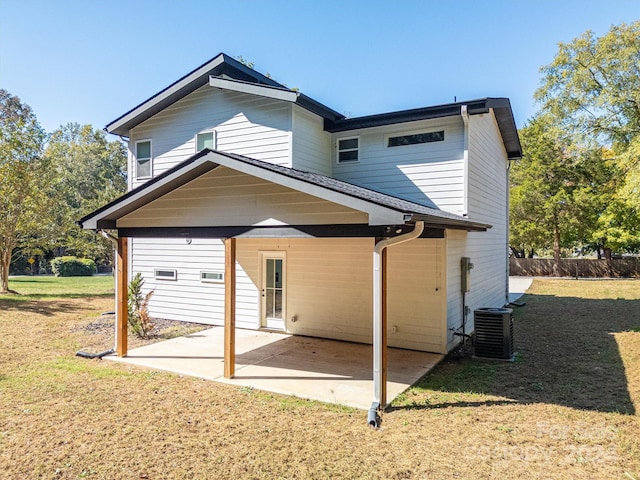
[
  {"xmin": 154, "ymin": 268, "xmax": 177, "ymax": 281},
  {"xmin": 337, "ymin": 137, "xmax": 359, "ymax": 163},
  {"xmin": 200, "ymin": 271, "xmax": 224, "ymax": 283},
  {"xmin": 196, "ymin": 131, "xmax": 216, "ymax": 152},
  {"xmin": 387, "ymin": 130, "xmax": 445, "ymax": 147},
  {"xmin": 135, "ymin": 140, "xmax": 152, "ymax": 179}
]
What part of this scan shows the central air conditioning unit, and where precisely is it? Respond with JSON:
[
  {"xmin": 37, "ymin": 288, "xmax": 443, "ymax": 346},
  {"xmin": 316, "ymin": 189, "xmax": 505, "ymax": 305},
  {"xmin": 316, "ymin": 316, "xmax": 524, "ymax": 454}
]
[{"xmin": 473, "ymin": 307, "xmax": 514, "ymax": 360}]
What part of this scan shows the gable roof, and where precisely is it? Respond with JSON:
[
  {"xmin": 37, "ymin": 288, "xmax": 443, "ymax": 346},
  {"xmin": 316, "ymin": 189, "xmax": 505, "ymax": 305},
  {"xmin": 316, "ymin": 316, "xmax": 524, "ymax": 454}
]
[
  {"xmin": 80, "ymin": 149, "xmax": 490, "ymax": 233},
  {"xmin": 326, "ymin": 97, "xmax": 522, "ymax": 160},
  {"xmin": 106, "ymin": 53, "xmax": 345, "ymax": 137},
  {"xmin": 105, "ymin": 53, "xmax": 521, "ymax": 159}
]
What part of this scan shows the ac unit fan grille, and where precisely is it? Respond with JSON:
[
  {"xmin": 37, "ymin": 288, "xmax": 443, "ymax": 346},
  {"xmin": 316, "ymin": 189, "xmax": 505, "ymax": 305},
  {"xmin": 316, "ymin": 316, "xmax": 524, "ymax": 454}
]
[{"xmin": 474, "ymin": 308, "xmax": 514, "ymax": 359}]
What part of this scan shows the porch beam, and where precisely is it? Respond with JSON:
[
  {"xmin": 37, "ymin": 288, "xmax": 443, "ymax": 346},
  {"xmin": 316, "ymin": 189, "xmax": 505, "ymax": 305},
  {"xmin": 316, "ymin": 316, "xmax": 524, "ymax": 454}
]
[
  {"xmin": 224, "ymin": 238, "xmax": 237, "ymax": 378},
  {"xmin": 116, "ymin": 236, "xmax": 128, "ymax": 357},
  {"xmin": 117, "ymin": 225, "xmax": 446, "ymax": 240}
]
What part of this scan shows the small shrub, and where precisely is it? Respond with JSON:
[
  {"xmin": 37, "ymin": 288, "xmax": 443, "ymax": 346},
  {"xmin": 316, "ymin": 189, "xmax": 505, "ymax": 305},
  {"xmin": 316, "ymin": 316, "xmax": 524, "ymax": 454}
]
[
  {"xmin": 128, "ymin": 272, "xmax": 155, "ymax": 338},
  {"xmin": 50, "ymin": 256, "xmax": 96, "ymax": 277}
]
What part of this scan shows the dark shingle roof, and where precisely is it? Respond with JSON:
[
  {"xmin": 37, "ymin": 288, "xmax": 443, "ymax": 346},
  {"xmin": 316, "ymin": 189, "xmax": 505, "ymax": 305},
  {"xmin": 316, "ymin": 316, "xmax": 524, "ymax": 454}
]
[
  {"xmin": 80, "ymin": 149, "xmax": 490, "ymax": 232},
  {"xmin": 215, "ymin": 150, "xmax": 488, "ymax": 229}
]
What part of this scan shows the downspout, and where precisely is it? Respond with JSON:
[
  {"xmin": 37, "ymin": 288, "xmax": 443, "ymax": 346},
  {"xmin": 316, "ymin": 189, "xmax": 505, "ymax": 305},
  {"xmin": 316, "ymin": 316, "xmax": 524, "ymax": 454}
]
[
  {"xmin": 370, "ymin": 220, "xmax": 424, "ymax": 426},
  {"xmin": 506, "ymin": 158, "xmax": 512, "ymax": 305},
  {"xmin": 461, "ymin": 105, "xmax": 469, "ymax": 216}
]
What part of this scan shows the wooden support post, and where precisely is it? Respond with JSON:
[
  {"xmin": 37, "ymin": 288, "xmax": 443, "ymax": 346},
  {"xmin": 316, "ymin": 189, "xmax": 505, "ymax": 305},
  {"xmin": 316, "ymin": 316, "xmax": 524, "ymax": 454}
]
[
  {"xmin": 116, "ymin": 236, "xmax": 128, "ymax": 357},
  {"xmin": 381, "ymin": 247, "xmax": 388, "ymax": 408},
  {"xmin": 224, "ymin": 238, "xmax": 236, "ymax": 379}
]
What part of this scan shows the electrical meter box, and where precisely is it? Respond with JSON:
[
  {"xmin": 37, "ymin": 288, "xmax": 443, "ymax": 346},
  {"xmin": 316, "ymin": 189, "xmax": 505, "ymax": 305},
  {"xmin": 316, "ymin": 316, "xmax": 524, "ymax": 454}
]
[{"xmin": 461, "ymin": 257, "xmax": 473, "ymax": 293}]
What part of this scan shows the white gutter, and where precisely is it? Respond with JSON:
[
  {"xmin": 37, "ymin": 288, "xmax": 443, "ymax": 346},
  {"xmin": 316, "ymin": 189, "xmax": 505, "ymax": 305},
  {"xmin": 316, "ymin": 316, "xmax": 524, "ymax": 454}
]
[
  {"xmin": 371, "ymin": 221, "xmax": 425, "ymax": 412},
  {"xmin": 461, "ymin": 105, "xmax": 470, "ymax": 216}
]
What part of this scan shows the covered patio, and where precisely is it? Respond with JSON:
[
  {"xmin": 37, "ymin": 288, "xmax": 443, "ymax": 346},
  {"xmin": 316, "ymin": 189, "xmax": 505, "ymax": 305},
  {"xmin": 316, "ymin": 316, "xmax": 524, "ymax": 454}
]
[
  {"xmin": 81, "ymin": 150, "xmax": 488, "ymax": 413},
  {"xmin": 106, "ymin": 327, "xmax": 443, "ymax": 410}
]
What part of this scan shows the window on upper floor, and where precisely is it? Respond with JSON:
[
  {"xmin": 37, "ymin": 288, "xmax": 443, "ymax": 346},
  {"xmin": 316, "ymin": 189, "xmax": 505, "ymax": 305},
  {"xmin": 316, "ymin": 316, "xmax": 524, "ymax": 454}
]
[
  {"xmin": 337, "ymin": 137, "xmax": 359, "ymax": 163},
  {"xmin": 387, "ymin": 130, "xmax": 445, "ymax": 147},
  {"xmin": 135, "ymin": 140, "xmax": 152, "ymax": 179},
  {"xmin": 196, "ymin": 131, "xmax": 216, "ymax": 152}
]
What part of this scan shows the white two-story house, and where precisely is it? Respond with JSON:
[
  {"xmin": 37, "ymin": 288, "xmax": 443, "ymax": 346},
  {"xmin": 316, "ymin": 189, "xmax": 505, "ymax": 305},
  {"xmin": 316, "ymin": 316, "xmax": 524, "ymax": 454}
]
[{"xmin": 81, "ymin": 54, "xmax": 521, "ymax": 395}]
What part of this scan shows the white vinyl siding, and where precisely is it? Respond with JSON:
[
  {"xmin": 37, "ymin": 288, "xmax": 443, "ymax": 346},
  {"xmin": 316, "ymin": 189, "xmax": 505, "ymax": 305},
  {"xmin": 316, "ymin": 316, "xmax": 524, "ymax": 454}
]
[
  {"xmin": 291, "ymin": 105, "xmax": 331, "ymax": 175},
  {"xmin": 445, "ymin": 229, "xmax": 467, "ymax": 351},
  {"xmin": 331, "ymin": 117, "xmax": 465, "ymax": 213},
  {"xmin": 131, "ymin": 237, "xmax": 225, "ymax": 326},
  {"xmin": 135, "ymin": 236, "xmax": 446, "ymax": 353},
  {"xmin": 386, "ymin": 238, "xmax": 447, "ymax": 353},
  {"xmin": 236, "ymin": 237, "xmax": 446, "ymax": 352},
  {"xmin": 117, "ymin": 166, "xmax": 368, "ymax": 228},
  {"xmin": 464, "ymin": 112, "xmax": 510, "ymax": 309},
  {"xmin": 120, "ymin": 77, "xmax": 512, "ymax": 356},
  {"xmin": 129, "ymin": 237, "xmax": 257, "ymax": 330},
  {"xmin": 444, "ymin": 111, "xmax": 510, "ymax": 351},
  {"xmin": 128, "ymin": 84, "xmax": 293, "ymax": 189}
]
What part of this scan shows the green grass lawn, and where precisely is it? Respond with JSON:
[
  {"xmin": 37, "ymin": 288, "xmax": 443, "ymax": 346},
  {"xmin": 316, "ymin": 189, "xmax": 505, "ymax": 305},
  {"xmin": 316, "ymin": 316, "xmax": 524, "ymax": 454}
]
[
  {"xmin": 6, "ymin": 275, "xmax": 114, "ymax": 300},
  {"xmin": 0, "ymin": 277, "xmax": 638, "ymax": 479}
]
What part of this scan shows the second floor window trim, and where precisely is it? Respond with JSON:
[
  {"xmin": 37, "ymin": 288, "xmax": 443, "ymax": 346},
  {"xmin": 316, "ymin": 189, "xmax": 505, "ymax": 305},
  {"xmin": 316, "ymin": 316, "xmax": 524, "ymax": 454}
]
[
  {"xmin": 196, "ymin": 130, "xmax": 216, "ymax": 152},
  {"xmin": 337, "ymin": 136, "xmax": 359, "ymax": 164},
  {"xmin": 386, "ymin": 130, "xmax": 445, "ymax": 148},
  {"xmin": 135, "ymin": 139, "xmax": 152, "ymax": 180}
]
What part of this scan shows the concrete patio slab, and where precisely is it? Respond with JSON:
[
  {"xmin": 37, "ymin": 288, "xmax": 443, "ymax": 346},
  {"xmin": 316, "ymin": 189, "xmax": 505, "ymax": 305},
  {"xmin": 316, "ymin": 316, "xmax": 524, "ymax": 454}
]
[
  {"xmin": 106, "ymin": 328, "xmax": 443, "ymax": 410},
  {"xmin": 509, "ymin": 276, "xmax": 533, "ymax": 303}
]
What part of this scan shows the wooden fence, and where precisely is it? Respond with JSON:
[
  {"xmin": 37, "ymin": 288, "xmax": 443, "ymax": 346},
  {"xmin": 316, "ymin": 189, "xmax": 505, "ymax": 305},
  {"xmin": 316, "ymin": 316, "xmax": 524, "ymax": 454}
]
[{"xmin": 509, "ymin": 257, "xmax": 640, "ymax": 278}]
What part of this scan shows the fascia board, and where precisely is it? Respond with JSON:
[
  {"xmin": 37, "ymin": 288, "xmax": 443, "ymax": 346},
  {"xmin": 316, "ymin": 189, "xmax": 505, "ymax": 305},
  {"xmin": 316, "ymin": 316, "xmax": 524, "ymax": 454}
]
[
  {"xmin": 106, "ymin": 56, "xmax": 227, "ymax": 135},
  {"xmin": 81, "ymin": 156, "xmax": 217, "ymax": 230},
  {"xmin": 409, "ymin": 213, "xmax": 491, "ymax": 231},
  {"xmin": 208, "ymin": 76, "xmax": 299, "ymax": 103}
]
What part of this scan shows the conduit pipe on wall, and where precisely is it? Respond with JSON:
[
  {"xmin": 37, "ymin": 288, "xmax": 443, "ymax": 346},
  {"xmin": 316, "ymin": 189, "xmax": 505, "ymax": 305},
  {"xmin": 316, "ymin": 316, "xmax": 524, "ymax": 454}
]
[{"xmin": 372, "ymin": 221, "xmax": 425, "ymax": 414}]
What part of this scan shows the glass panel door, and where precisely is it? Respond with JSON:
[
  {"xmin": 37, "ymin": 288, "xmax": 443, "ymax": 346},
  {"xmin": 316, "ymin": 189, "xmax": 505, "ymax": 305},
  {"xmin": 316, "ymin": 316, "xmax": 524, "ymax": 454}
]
[{"xmin": 262, "ymin": 254, "xmax": 285, "ymax": 330}]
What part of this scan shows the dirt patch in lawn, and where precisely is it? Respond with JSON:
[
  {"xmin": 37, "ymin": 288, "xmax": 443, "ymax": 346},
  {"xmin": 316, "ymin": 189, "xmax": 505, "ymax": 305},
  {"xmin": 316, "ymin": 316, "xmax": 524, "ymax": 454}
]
[
  {"xmin": 0, "ymin": 281, "xmax": 639, "ymax": 479},
  {"xmin": 71, "ymin": 311, "xmax": 210, "ymax": 353}
]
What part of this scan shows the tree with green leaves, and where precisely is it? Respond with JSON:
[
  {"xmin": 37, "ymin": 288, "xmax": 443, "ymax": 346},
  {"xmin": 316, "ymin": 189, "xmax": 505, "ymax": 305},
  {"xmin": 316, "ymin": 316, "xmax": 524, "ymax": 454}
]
[
  {"xmin": 511, "ymin": 113, "xmax": 621, "ymax": 262},
  {"xmin": 534, "ymin": 21, "xmax": 640, "ymax": 256},
  {"xmin": 510, "ymin": 115, "xmax": 582, "ymax": 262},
  {"xmin": 0, "ymin": 89, "xmax": 48, "ymax": 293},
  {"xmin": 43, "ymin": 123, "xmax": 127, "ymax": 265},
  {"xmin": 536, "ymin": 21, "xmax": 640, "ymax": 148}
]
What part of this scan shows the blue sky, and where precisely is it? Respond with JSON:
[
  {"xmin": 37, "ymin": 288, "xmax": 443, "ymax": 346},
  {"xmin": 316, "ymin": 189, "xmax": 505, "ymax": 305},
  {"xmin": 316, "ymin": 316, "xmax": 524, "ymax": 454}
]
[{"xmin": 1, "ymin": 0, "xmax": 638, "ymax": 134}]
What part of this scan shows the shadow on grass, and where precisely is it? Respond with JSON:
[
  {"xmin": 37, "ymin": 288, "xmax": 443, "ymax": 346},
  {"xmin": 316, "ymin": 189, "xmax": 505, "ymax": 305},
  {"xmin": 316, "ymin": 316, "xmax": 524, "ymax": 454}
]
[
  {"xmin": 394, "ymin": 292, "xmax": 639, "ymax": 415},
  {"xmin": 1, "ymin": 292, "xmax": 113, "ymax": 301},
  {"xmin": 0, "ymin": 297, "xmax": 108, "ymax": 316}
]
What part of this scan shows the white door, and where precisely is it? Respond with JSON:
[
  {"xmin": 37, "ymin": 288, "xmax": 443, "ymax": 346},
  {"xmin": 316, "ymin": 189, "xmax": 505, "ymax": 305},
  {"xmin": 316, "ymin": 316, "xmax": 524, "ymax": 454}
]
[{"xmin": 261, "ymin": 252, "xmax": 285, "ymax": 330}]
